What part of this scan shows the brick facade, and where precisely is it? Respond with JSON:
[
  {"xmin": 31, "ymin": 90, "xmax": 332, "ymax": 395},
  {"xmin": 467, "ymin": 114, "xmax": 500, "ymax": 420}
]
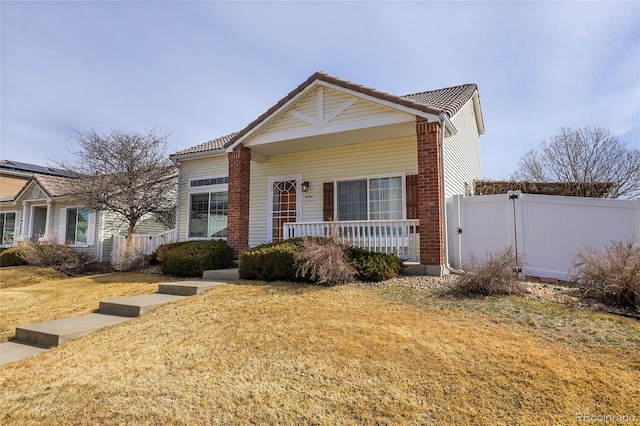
[
  {"xmin": 416, "ymin": 118, "xmax": 445, "ymax": 268},
  {"xmin": 227, "ymin": 146, "xmax": 251, "ymax": 258}
]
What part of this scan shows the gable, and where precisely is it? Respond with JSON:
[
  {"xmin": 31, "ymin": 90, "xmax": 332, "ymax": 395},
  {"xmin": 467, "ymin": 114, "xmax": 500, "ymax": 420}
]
[
  {"xmin": 244, "ymin": 85, "xmax": 417, "ymax": 149},
  {"xmin": 13, "ymin": 180, "xmax": 51, "ymax": 204}
]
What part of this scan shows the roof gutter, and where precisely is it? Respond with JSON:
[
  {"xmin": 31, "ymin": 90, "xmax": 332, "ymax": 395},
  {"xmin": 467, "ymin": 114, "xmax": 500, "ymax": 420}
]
[{"xmin": 170, "ymin": 149, "xmax": 226, "ymax": 163}]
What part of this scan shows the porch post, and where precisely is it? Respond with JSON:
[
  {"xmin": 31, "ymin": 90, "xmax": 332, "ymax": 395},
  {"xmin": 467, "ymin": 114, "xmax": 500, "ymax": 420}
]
[
  {"xmin": 227, "ymin": 145, "xmax": 251, "ymax": 258},
  {"xmin": 416, "ymin": 117, "xmax": 446, "ymax": 276}
]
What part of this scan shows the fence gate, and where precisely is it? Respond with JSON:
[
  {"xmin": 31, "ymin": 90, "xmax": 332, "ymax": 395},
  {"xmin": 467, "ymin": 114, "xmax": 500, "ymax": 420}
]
[{"xmin": 447, "ymin": 192, "xmax": 640, "ymax": 281}]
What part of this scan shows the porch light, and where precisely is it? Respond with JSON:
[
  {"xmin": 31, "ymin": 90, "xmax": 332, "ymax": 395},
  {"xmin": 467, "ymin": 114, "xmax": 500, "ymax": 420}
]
[{"xmin": 301, "ymin": 181, "xmax": 310, "ymax": 192}]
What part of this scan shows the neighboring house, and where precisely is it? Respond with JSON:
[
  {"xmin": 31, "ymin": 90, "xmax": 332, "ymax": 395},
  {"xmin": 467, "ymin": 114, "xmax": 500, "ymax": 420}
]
[
  {"xmin": 0, "ymin": 159, "xmax": 75, "ymax": 199},
  {"xmin": 0, "ymin": 173, "xmax": 173, "ymax": 261},
  {"xmin": 171, "ymin": 71, "xmax": 485, "ymax": 275}
]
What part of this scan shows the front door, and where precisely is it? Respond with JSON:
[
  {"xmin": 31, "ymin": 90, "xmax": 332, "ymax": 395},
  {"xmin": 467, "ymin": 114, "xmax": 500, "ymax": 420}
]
[{"xmin": 269, "ymin": 176, "xmax": 301, "ymax": 242}]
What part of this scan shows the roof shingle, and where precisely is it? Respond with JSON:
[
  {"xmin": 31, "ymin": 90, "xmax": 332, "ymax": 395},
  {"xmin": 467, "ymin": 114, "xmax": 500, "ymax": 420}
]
[{"xmin": 171, "ymin": 132, "xmax": 238, "ymax": 157}]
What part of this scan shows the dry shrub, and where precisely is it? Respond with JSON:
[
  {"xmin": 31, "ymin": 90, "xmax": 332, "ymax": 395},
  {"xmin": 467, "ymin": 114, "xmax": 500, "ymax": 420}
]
[
  {"xmin": 18, "ymin": 240, "xmax": 96, "ymax": 275},
  {"xmin": 572, "ymin": 239, "xmax": 640, "ymax": 309},
  {"xmin": 458, "ymin": 247, "xmax": 525, "ymax": 296},
  {"xmin": 110, "ymin": 241, "xmax": 148, "ymax": 272},
  {"xmin": 296, "ymin": 236, "xmax": 355, "ymax": 286}
]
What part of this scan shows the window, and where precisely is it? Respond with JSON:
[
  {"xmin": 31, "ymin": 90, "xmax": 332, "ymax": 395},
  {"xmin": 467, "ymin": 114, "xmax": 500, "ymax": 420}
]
[
  {"xmin": 189, "ymin": 191, "xmax": 228, "ymax": 238},
  {"xmin": 337, "ymin": 176, "xmax": 403, "ymax": 221},
  {"xmin": 66, "ymin": 208, "xmax": 89, "ymax": 245},
  {"xmin": 0, "ymin": 212, "xmax": 16, "ymax": 246},
  {"xmin": 190, "ymin": 177, "xmax": 229, "ymax": 188}
]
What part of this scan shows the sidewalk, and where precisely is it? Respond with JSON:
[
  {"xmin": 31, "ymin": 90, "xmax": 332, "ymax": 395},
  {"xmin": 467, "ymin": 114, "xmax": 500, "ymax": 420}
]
[{"xmin": 0, "ymin": 279, "xmax": 230, "ymax": 365}]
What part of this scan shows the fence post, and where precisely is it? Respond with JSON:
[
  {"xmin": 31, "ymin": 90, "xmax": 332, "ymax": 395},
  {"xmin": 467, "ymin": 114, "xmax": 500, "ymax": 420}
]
[{"xmin": 512, "ymin": 191, "xmax": 525, "ymax": 276}]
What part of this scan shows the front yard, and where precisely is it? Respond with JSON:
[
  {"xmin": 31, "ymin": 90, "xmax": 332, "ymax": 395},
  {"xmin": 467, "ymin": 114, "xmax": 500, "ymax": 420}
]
[
  {"xmin": 0, "ymin": 266, "xmax": 175, "ymax": 342},
  {"xmin": 0, "ymin": 269, "xmax": 638, "ymax": 424}
]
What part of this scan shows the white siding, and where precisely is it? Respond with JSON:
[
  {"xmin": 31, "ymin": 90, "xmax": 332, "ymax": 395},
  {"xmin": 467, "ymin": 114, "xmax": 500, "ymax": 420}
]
[
  {"xmin": 50, "ymin": 202, "xmax": 101, "ymax": 260},
  {"xmin": 175, "ymin": 155, "xmax": 228, "ymax": 241},
  {"xmin": 442, "ymin": 99, "xmax": 481, "ymax": 199},
  {"xmin": 248, "ymin": 137, "xmax": 418, "ymax": 247},
  {"xmin": 257, "ymin": 87, "xmax": 407, "ymax": 139}
]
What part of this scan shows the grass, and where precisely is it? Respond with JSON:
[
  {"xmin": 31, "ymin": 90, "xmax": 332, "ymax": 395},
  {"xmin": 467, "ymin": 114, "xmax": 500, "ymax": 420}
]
[
  {"xmin": 0, "ymin": 277, "xmax": 638, "ymax": 425},
  {"xmin": 0, "ymin": 266, "xmax": 177, "ymax": 343}
]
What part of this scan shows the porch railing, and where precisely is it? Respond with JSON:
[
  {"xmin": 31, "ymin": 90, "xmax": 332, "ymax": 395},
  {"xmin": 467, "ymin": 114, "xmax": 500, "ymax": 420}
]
[
  {"xmin": 283, "ymin": 220, "xmax": 419, "ymax": 261},
  {"xmin": 112, "ymin": 229, "xmax": 176, "ymax": 256}
]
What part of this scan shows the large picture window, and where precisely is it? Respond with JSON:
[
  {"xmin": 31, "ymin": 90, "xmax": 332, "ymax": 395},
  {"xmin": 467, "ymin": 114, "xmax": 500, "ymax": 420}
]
[
  {"xmin": 337, "ymin": 176, "xmax": 403, "ymax": 221},
  {"xmin": 66, "ymin": 208, "xmax": 89, "ymax": 245},
  {"xmin": 189, "ymin": 191, "xmax": 228, "ymax": 238},
  {"xmin": 0, "ymin": 212, "xmax": 16, "ymax": 246}
]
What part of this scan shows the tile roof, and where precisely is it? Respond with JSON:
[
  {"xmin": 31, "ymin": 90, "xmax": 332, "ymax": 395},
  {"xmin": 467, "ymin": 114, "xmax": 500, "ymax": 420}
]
[
  {"xmin": 402, "ymin": 83, "xmax": 478, "ymax": 117},
  {"xmin": 175, "ymin": 71, "xmax": 480, "ymax": 157},
  {"xmin": 171, "ymin": 132, "xmax": 238, "ymax": 157},
  {"xmin": 32, "ymin": 174, "xmax": 75, "ymax": 197}
]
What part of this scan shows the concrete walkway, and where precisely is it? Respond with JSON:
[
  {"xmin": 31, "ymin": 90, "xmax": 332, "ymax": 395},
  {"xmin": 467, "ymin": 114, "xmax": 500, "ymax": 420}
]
[{"xmin": 0, "ymin": 276, "xmax": 236, "ymax": 366}]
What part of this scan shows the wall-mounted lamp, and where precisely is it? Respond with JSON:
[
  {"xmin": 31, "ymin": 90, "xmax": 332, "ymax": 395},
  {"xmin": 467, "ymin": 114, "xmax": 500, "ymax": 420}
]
[{"xmin": 301, "ymin": 181, "xmax": 310, "ymax": 192}]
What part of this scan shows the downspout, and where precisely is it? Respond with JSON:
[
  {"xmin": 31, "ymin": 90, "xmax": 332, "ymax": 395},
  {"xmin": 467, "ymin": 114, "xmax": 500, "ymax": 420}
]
[{"xmin": 439, "ymin": 113, "xmax": 456, "ymax": 274}]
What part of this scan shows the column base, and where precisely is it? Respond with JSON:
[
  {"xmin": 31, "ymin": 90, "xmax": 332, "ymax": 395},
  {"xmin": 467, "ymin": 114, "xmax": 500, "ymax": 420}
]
[{"xmin": 401, "ymin": 263, "xmax": 449, "ymax": 277}]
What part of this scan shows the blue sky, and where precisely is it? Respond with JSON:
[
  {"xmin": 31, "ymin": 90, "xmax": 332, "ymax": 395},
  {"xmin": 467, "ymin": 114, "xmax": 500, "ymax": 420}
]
[{"xmin": 1, "ymin": 1, "xmax": 638, "ymax": 179}]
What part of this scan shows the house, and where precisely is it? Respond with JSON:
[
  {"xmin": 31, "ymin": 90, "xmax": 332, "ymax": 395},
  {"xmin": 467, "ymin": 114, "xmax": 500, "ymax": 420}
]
[
  {"xmin": 170, "ymin": 71, "xmax": 485, "ymax": 275},
  {"xmin": 0, "ymin": 173, "xmax": 174, "ymax": 262}
]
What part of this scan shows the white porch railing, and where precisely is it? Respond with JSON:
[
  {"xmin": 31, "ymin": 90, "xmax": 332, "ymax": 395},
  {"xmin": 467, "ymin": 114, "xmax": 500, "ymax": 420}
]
[
  {"xmin": 112, "ymin": 229, "xmax": 176, "ymax": 256},
  {"xmin": 283, "ymin": 220, "xmax": 420, "ymax": 261}
]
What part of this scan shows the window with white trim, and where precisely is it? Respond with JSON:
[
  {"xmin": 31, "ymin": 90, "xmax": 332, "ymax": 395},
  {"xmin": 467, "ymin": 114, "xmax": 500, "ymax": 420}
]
[
  {"xmin": 66, "ymin": 208, "xmax": 89, "ymax": 245},
  {"xmin": 189, "ymin": 191, "xmax": 228, "ymax": 238},
  {"xmin": 0, "ymin": 212, "xmax": 16, "ymax": 246},
  {"xmin": 337, "ymin": 176, "xmax": 403, "ymax": 221}
]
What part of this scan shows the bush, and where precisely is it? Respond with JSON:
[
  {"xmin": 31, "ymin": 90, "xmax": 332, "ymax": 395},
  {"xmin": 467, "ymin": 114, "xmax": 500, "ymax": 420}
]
[
  {"xmin": 457, "ymin": 247, "xmax": 525, "ymax": 296},
  {"xmin": 240, "ymin": 237, "xmax": 404, "ymax": 284},
  {"xmin": 296, "ymin": 236, "xmax": 355, "ymax": 286},
  {"xmin": 0, "ymin": 247, "xmax": 28, "ymax": 267},
  {"xmin": 348, "ymin": 246, "xmax": 403, "ymax": 282},
  {"xmin": 17, "ymin": 240, "xmax": 97, "ymax": 275},
  {"xmin": 110, "ymin": 241, "xmax": 147, "ymax": 272},
  {"xmin": 160, "ymin": 240, "xmax": 235, "ymax": 277},
  {"xmin": 572, "ymin": 239, "xmax": 640, "ymax": 309},
  {"xmin": 239, "ymin": 239, "xmax": 303, "ymax": 282}
]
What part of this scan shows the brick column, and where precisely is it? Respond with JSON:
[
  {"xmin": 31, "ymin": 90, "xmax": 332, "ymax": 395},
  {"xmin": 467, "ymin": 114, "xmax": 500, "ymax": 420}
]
[
  {"xmin": 416, "ymin": 118, "xmax": 445, "ymax": 274},
  {"xmin": 228, "ymin": 145, "xmax": 251, "ymax": 258}
]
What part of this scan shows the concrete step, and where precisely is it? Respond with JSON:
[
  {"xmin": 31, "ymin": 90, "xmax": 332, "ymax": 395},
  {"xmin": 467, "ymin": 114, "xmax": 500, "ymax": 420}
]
[
  {"xmin": 14, "ymin": 314, "xmax": 133, "ymax": 348},
  {"xmin": 202, "ymin": 268, "xmax": 239, "ymax": 281},
  {"xmin": 98, "ymin": 293, "xmax": 186, "ymax": 317},
  {"xmin": 0, "ymin": 342, "xmax": 47, "ymax": 365},
  {"xmin": 158, "ymin": 280, "xmax": 226, "ymax": 296}
]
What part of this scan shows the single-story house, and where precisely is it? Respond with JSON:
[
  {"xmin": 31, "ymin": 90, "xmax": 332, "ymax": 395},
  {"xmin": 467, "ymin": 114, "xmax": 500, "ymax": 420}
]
[
  {"xmin": 0, "ymin": 173, "xmax": 172, "ymax": 262},
  {"xmin": 170, "ymin": 71, "xmax": 485, "ymax": 275}
]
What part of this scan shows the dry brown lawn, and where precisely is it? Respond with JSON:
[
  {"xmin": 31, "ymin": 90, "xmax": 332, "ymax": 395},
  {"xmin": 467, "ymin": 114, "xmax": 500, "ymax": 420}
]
[
  {"xmin": 0, "ymin": 277, "xmax": 638, "ymax": 425},
  {"xmin": 0, "ymin": 266, "xmax": 176, "ymax": 342}
]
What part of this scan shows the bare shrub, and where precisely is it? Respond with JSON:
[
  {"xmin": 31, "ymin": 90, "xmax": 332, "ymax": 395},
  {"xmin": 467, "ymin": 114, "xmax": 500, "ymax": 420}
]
[
  {"xmin": 458, "ymin": 247, "xmax": 525, "ymax": 296},
  {"xmin": 296, "ymin": 236, "xmax": 355, "ymax": 286},
  {"xmin": 110, "ymin": 241, "xmax": 148, "ymax": 272},
  {"xmin": 18, "ymin": 240, "xmax": 96, "ymax": 275},
  {"xmin": 572, "ymin": 239, "xmax": 640, "ymax": 309}
]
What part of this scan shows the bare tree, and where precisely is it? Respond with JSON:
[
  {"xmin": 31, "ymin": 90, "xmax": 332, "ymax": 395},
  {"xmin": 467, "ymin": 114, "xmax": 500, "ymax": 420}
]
[
  {"xmin": 56, "ymin": 128, "xmax": 177, "ymax": 238},
  {"xmin": 512, "ymin": 127, "xmax": 640, "ymax": 198}
]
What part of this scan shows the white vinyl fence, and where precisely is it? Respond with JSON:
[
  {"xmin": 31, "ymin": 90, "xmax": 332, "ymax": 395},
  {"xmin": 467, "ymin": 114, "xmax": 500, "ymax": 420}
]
[
  {"xmin": 447, "ymin": 192, "xmax": 640, "ymax": 281},
  {"xmin": 112, "ymin": 229, "xmax": 176, "ymax": 257}
]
